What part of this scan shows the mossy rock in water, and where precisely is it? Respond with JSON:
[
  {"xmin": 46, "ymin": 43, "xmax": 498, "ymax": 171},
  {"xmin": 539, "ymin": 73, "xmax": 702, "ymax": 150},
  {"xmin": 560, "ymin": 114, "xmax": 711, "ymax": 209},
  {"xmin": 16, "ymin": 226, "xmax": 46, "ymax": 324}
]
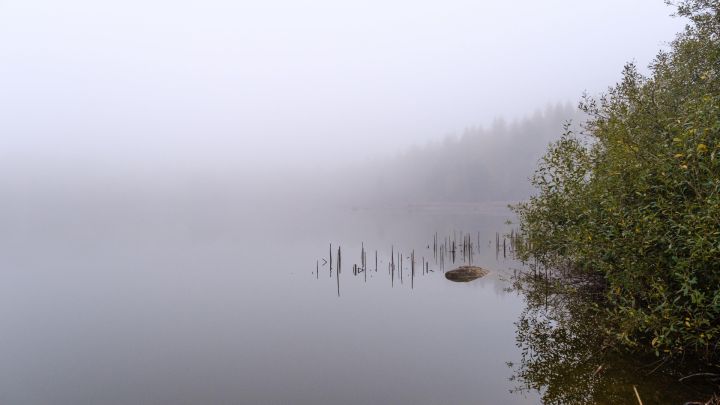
[{"xmin": 445, "ymin": 266, "xmax": 488, "ymax": 282}]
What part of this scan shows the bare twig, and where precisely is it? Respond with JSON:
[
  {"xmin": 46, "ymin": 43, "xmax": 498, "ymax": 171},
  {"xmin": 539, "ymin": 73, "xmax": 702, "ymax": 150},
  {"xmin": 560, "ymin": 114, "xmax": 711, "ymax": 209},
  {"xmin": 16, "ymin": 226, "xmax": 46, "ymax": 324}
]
[
  {"xmin": 633, "ymin": 385, "xmax": 643, "ymax": 405},
  {"xmin": 678, "ymin": 372, "xmax": 720, "ymax": 383}
]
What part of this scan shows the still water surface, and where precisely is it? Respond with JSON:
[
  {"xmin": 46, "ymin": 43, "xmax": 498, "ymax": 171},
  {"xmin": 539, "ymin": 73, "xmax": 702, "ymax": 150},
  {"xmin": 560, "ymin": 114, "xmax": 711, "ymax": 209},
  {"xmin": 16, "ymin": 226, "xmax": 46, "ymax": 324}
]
[{"xmin": 1, "ymin": 200, "xmax": 536, "ymax": 404}]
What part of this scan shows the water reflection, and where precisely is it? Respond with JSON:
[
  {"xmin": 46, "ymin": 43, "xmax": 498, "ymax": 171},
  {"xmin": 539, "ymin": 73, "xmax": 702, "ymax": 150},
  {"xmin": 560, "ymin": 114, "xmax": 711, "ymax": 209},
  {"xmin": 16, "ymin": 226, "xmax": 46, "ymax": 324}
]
[
  {"xmin": 316, "ymin": 227, "xmax": 718, "ymax": 403},
  {"xmin": 0, "ymin": 200, "xmax": 535, "ymax": 404},
  {"xmin": 315, "ymin": 231, "xmax": 513, "ymax": 296},
  {"xmin": 508, "ymin": 267, "xmax": 719, "ymax": 404}
]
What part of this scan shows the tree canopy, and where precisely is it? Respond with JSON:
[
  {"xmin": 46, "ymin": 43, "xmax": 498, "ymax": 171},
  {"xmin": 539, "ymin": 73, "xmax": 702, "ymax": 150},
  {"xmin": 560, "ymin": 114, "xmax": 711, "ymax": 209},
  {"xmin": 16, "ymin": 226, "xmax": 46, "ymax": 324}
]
[{"xmin": 513, "ymin": 0, "xmax": 720, "ymax": 362}]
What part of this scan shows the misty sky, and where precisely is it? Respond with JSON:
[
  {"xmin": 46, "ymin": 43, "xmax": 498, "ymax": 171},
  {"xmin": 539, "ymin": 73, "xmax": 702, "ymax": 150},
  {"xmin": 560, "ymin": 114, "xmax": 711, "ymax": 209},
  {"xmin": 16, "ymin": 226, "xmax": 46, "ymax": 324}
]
[{"xmin": 0, "ymin": 0, "xmax": 686, "ymax": 174}]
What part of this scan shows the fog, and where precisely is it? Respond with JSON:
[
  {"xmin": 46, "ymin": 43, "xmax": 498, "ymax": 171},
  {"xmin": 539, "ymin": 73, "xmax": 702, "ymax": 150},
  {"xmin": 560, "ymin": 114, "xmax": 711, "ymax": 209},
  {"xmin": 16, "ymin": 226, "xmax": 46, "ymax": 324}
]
[
  {"xmin": 0, "ymin": 2, "xmax": 697, "ymax": 403},
  {"xmin": 2, "ymin": 0, "xmax": 685, "ymax": 179}
]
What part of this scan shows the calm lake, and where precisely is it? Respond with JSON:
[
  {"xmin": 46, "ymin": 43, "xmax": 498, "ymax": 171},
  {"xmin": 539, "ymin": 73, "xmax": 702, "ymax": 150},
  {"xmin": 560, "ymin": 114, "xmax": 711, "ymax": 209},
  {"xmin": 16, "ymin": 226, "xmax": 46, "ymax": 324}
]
[
  {"xmin": 1, "ymin": 194, "xmax": 713, "ymax": 404},
  {"xmin": 1, "ymin": 196, "xmax": 540, "ymax": 404}
]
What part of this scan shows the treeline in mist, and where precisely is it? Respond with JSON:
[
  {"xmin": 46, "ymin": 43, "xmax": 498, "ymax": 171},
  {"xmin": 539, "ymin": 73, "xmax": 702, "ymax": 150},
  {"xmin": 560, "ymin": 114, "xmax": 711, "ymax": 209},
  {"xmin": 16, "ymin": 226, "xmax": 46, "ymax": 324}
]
[{"xmin": 339, "ymin": 102, "xmax": 581, "ymax": 206}]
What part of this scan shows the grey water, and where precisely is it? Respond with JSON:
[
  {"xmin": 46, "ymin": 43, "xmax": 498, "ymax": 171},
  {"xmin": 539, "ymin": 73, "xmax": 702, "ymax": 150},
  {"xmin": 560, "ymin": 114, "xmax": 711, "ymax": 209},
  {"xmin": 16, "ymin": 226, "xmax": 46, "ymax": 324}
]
[{"xmin": 0, "ymin": 194, "xmax": 537, "ymax": 404}]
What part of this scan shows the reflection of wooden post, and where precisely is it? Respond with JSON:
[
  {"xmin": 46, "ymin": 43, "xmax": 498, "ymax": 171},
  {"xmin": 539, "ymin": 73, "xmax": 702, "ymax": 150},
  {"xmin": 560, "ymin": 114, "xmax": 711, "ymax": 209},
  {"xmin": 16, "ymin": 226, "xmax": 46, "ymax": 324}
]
[{"xmin": 389, "ymin": 262, "xmax": 393, "ymax": 287}]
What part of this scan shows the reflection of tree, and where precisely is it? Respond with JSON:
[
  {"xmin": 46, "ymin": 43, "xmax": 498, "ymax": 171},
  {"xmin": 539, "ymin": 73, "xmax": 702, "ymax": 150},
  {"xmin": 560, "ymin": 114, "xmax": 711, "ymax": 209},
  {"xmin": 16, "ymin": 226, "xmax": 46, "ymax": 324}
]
[{"xmin": 509, "ymin": 270, "xmax": 719, "ymax": 404}]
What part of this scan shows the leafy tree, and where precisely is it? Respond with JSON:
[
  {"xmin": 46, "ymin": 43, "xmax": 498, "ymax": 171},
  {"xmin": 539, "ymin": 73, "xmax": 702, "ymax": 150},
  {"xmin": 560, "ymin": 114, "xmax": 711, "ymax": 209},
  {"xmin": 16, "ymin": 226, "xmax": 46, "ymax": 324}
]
[{"xmin": 513, "ymin": 0, "xmax": 720, "ymax": 363}]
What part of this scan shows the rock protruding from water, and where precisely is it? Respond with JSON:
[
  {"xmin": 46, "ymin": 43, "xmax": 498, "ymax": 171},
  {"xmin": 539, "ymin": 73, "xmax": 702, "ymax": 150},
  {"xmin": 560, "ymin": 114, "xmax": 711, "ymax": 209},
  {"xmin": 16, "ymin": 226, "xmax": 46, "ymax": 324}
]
[{"xmin": 445, "ymin": 266, "xmax": 488, "ymax": 282}]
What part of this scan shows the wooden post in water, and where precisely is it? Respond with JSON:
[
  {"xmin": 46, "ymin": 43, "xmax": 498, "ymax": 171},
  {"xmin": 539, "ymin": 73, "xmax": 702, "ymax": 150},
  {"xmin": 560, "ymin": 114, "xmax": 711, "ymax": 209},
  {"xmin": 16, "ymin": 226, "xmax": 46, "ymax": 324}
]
[
  {"xmin": 467, "ymin": 237, "xmax": 471, "ymax": 265},
  {"xmin": 391, "ymin": 245, "xmax": 394, "ymax": 274},
  {"xmin": 399, "ymin": 251, "xmax": 403, "ymax": 284},
  {"xmin": 452, "ymin": 239, "xmax": 456, "ymax": 263},
  {"xmin": 466, "ymin": 234, "xmax": 469, "ymax": 262},
  {"xmin": 336, "ymin": 246, "xmax": 341, "ymax": 297},
  {"xmin": 411, "ymin": 250, "xmax": 414, "ymax": 289},
  {"xmin": 361, "ymin": 242, "xmax": 365, "ymax": 272},
  {"xmin": 440, "ymin": 246, "xmax": 444, "ymax": 272}
]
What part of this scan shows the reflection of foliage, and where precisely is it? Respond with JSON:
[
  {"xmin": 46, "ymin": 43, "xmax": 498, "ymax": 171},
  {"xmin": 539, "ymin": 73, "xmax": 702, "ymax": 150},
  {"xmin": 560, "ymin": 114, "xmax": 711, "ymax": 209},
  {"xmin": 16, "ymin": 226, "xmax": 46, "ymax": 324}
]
[
  {"xmin": 509, "ymin": 269, "xmax": 719, "ymax": 404},
  {"xmin": 510, "ymin": 273, "xmax": 606, "ymax": 404}
]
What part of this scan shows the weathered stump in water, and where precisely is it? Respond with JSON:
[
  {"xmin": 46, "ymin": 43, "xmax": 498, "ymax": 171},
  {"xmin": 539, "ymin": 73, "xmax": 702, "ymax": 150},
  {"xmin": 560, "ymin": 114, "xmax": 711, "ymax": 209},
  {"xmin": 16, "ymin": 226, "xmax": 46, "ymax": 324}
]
[{"xmin": 445, "ymin": 266, "xmax": 488, "ymax": 282}]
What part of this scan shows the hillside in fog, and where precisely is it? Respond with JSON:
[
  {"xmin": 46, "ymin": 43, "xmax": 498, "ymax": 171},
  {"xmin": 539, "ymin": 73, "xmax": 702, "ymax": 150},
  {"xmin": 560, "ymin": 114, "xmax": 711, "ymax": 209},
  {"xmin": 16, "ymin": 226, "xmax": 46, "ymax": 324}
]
[
  {"xmin": 338, "ymin": 103, "xmax": 581, "ymax": 206},
  {"xmin": 0, "ymin": 103, "xmax": 582, "ymax": 219}
]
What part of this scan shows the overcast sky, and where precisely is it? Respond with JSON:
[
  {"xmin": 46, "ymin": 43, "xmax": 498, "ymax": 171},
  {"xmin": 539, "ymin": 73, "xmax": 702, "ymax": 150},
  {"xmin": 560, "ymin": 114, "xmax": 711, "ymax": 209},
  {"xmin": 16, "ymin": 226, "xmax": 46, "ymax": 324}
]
[{"xmin": 0, "ymin": 0, "xmax": 687, "ymax": 175}]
